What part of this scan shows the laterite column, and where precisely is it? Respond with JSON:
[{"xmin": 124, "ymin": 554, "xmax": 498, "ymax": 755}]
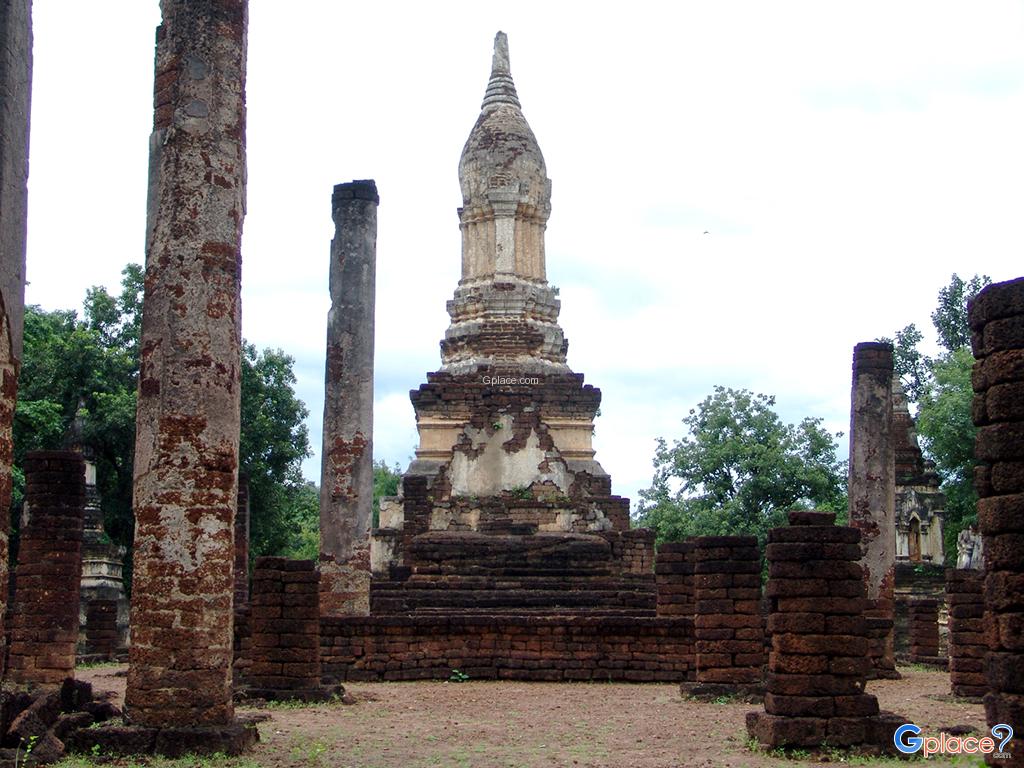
[
  {"xmin": 319, "ymin": 180, "xmax": 378, "ymax": 616},
  {"xmin": 847, "ymin": 342, "xmax": 898, "ymax": 679},
  {"xmin": 0, "ymin": 0, "xmax": 32, "ymax": 677},
  {"xmin": 747, "ymin": 510, "xmax": 903, "ymax": 750},
  {"xmin": 968, "ymin": 276, "xmax": 1024, "ymax": 762},
  {"xmin": 125, "ymin": 0, "xmax": 252, "ymax": 745}
]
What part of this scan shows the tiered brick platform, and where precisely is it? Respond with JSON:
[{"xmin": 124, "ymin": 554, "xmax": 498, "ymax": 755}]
[{"xmin": 371, "ymin": 531, "xmax": 657, "ymax": 615}]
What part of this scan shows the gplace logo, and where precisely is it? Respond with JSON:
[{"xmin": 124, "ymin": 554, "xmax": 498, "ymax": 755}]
[{"xmin": 894, "ymin": 723, "xmax": 1013, "ymax": 758}]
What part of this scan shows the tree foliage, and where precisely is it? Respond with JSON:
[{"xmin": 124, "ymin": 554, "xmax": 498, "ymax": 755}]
[
  {"xmin": 932, "ymin": 274, "xmax": 991, "ymax": 353},
  {"xmin": 636, "ymin": 387, "xmax": 846, "ymax": 549},
  {"xmin": 13, "ymin": 264, "xmax": 313, "ymax": 581}
]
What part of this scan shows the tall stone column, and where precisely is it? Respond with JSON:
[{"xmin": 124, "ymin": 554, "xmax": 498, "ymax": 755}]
[
  {"xmin": 319, "ymin": 180, "xmax": 377, "ymax": 616},
  {"xmin": 126, "ymin": 0, "xmax": 248, "ymax": 731},
  {"xmin": 847, "ymin": 341, "xmax": 898, "ymax": 679},
  {"xmin": 0, "ymin": 0, "xmax": 31, "ymax": 677}
]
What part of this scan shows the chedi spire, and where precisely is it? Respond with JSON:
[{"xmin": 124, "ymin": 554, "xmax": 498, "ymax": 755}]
[
  {"xmin": 481, "ymin": 31, "xmax": 520, "ymax": 109},
  {"xmin": 443, "ymin": 32, "xmax": 567, "ymax": 374}
]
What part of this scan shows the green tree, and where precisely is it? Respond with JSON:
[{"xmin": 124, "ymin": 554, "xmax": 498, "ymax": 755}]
[
  {"xmin": 932, "ymin": 274, "xmax": 991, "ymax": 353},
  {"xmin": 372, "ymin": 460, "xmax": 402, "ymax": 527},
  {"xmin": 880, "ymin": 323, "xmax": 928, "ymax": 403},
  {"xmin": 239, "ymin": 342, "xmax": 312, "ymax": 558},
  {"xmin": 637, "ymin": 387, "xmax": 846, "ymax": 549}
]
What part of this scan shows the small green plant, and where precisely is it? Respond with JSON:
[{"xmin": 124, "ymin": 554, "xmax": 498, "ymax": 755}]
[
  {"xmin": 90, "ymin": 743, "xmax": 103, "ymax": 758},
  {"xmin": 15, "ymin": 734, "xmax": 39, "ymax": 768},
  {"xmin": 290, "ymin": 739, "xmax": 328, "ymax": 766},
  {"xmin": 492, "ymin": 420, "xmax": 502, "ymax": 430},
  {"xmin": 508, "ymin": 485, "xmax": 532, "ymax": 500},
  {"xmin": 449, "ymin": 669, "xmax": 470, "ymax": 683}
]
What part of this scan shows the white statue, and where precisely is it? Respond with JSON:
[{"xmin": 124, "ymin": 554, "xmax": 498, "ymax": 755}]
[{"xmin": 956, "ymin": 525, "xmax": 983, "ymax": 570}]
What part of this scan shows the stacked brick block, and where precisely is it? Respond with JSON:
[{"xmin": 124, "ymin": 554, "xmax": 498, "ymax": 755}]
[
  {"xmin": 968, "ymin": 275, "xmax": 1024, "ymax": 761},
  {"xmin": 655, "ymin": 541, "xmax": 694, "ymax": 616},
  {"xmin": 907, "ymin": 598, "xmax": 943, "ymax": 666},
  {"xmin": 85, "ymin": 599, "xmax": 119, "ymax": 660},
  {"xmin": 8, "ymin": 451, "xmax": 85, "ymax": 685},
  {"xmin": 946, "ymin": 569, "xmax": 986, "ymax": 698},
  {"xmin": 681, "ymin": 536, "xmax": 763, "ymax": 697},
  {"xmin": 748, "ymin": 510, "xmax": 902, "ymax": 750},
  {"xmin": 246, "ymin": 557, "xmax": 330, "ymax": 701},
  {"xmin": 234, "ymin": 475, "xmax": 250, "ymax": 608}
]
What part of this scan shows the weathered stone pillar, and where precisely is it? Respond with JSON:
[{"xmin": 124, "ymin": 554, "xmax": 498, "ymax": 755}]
[
  {"xmin": 319, "ymin": 179, "xmax": 377, "ymax": 616},
  {"xmin": 968, "ymin": 276, "xmax": 1024, "ymax": 763},
  {"xmin": 747, "ymin": 510, "xmax": 903, "ymax": 749},
  {"xmin": 847, "ymin": 341, "xmax": 898, "ymax": 679},
  {"xmin": 8, "ymin": 451, "xmax": 85, "ymax": 685},
  {"xmin": 681, "ymin": 536, "xmax": 764, "ymax": 699},
  {"xmin": 0, "ymin": 0, "xmax": 31, "ymax": 678},
  {"xmin": 126, "ymin": 0, "xmax": 250, "ymax": 737}
]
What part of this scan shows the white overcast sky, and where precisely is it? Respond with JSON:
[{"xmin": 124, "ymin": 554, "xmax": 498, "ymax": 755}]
[{"xmin": 24, "ymin": 2, "xmax": 1024, "ymax": 510}]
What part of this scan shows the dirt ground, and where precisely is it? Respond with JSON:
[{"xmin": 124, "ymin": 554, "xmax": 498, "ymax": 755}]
[{"xmin": 75, "ymin": 664, "xmax": 988, "ymax": 768}]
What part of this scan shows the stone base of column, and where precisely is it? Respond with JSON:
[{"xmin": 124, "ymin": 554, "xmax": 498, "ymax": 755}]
[
  {"xmin": 66, "ymin": 720, "xmax": 259, "ymax": 758},
  {"xmin": 746, "ymin": 711, "xmax": 906, "ymax": 751},
  {"xmin": 679, "ymin": 680, "xmax": 763, "ymax": 703},
  {"xmin": 240, "ymin": 685, "xmax": 345, "ymax": 704},
  {"xmin": 319, "ymin": 547, "xmax": 371, "ymax": 616}
]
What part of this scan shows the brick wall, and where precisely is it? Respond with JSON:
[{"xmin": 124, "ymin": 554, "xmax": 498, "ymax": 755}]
[{"xmin": 320, "ymin": 614, "xmax": 692, "ymax": 682}]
